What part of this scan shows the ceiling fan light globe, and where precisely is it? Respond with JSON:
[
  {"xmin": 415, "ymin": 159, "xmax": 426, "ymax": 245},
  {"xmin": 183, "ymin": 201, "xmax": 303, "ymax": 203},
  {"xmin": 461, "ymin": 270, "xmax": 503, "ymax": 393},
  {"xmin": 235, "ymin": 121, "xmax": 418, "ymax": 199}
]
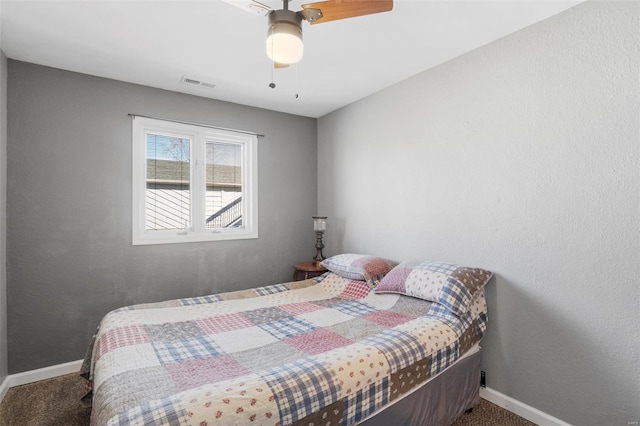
[
  {"xmin": 266, "ymin": 9, "xmax": 304, "ymax": 65},
  {"xmin": 266, "ymin": 31, "xmax": 304, "ymax": 64}
]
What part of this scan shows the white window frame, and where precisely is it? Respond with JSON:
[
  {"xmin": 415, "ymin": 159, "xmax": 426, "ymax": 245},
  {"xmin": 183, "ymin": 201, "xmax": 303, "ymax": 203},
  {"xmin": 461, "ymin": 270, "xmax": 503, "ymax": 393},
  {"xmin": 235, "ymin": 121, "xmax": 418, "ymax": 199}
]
[{"xmin": 132, "ymin": 117, "xmax": 258, "ymax": 245}]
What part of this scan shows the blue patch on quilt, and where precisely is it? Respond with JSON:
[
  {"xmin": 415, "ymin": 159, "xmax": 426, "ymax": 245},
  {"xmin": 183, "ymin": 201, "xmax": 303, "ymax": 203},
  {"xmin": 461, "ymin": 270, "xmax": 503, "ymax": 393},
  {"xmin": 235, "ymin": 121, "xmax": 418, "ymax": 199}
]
[
  {"xmin": 260, "ymin": 358, "xmax": 339, "ymax": 424},
  {"xmin": 258, "ymin": 316, "xmax": 317, "ymax": 340},
  {"xmin": 344, "ymin": 378, "xmax": 390, "ymax": 423},
  {"xmin": 361, "ymin": 329, "xmax": 427, "ymax": 373},
  {"xmin": 429, "ymin": 341, "xmax": 459, "ymax": 377},
  {"xmin": 151, "ymin": 335, "xmax": 223, "ymax": 365},
  {"xmin": 332, "ymin": 300, "xmax": 378, "ymax": 317},
  {"xmin": 115, "ymin": 394, "xmax": 186, "ymax": 426},
  {"xmin": 255, "ymin": 283, "xmax": 290, "ymax": 296},
  {"xmin": 178, "ymin": 294, "xmax": 223, "ymax": 306}
]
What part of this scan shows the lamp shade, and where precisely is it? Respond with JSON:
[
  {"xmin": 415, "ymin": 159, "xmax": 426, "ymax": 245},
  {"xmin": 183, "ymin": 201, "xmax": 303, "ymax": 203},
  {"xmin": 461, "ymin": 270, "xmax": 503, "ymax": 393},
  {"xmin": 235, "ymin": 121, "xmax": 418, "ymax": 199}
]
[
  {"xmin": 313, "ymin": 216, "xmax": 327, "ymax": 232},
  {"xmin": 266, "ymin": 9, "xmax": 303, "ymax": 64}
]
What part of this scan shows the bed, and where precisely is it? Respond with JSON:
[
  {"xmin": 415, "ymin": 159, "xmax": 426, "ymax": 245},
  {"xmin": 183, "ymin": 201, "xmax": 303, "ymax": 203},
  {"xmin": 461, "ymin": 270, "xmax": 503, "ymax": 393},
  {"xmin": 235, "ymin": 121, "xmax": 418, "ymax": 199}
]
[{"xmin": 81, "ymin": 255, "xmax": 492, "ymax": 425}]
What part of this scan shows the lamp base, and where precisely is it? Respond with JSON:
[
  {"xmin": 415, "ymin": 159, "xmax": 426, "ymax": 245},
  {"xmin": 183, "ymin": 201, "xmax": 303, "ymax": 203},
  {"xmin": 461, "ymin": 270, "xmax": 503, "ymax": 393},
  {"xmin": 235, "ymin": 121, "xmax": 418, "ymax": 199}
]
[{"xmin": 313, "ymin": 231, "xmax": 325, "ymax": 265}]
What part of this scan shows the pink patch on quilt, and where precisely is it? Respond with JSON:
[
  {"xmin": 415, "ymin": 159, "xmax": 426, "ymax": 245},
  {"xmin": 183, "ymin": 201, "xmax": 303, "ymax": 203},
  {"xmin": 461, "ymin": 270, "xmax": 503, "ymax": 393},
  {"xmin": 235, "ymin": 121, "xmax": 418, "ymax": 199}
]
[
  {"xmin": 279, "ymin": 302, "xmax": 326, "ymax": 316},
  {"xmin": 284, "ymin": 329, "xmax": 353, "ymax": 355},
  {"xmin": 95, "ymin": 325, "xmax": 150, "ymax": 360},
  {"xmin": 361, "ymin": 311, "xmax": 415, "ymax": 328},
  {"xmin": 197, "ymin": 313, "xmax": 254, "ymax": 334},
  {"xmin": 339, "ymin": 281, "xmax": 372, "ymax": 299},
  {"xmin": 165, "ymin": 355, "xmax": 250, "ymax": 391},
  {"xmin": 376, "ymin": 267, "xmax": 412, "ymax": 293}
]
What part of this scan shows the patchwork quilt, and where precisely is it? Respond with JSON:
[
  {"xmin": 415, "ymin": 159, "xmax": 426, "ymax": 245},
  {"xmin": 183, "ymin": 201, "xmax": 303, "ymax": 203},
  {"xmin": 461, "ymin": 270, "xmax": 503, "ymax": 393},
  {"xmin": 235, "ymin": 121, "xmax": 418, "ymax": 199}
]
[{"xmin": 81, "ymin": 272, "xmax": 487, "ymax": 426}]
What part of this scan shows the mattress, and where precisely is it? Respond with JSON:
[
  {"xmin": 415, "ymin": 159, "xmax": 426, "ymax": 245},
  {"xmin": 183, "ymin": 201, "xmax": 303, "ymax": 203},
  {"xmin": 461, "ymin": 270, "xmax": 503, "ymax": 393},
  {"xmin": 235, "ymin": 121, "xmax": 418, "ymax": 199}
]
[{"xmin": 81, "ymin": 272, "xmax": 488, "ymax": 425}]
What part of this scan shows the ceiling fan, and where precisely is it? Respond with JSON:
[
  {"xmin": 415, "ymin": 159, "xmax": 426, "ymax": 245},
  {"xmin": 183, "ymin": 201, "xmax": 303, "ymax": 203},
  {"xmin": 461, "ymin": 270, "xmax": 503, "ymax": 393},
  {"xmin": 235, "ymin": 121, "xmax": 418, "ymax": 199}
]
[{"xmin": 224, "ymin": 0, "xmax": 393, "ymax": 68}]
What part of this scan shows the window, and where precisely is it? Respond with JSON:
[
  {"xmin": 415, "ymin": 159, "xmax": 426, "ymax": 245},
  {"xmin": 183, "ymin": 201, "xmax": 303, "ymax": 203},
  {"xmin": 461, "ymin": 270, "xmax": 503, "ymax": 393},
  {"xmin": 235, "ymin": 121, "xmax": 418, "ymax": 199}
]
[{"xmin": 132, "ymin": 117, "xmax": 258, "ymax": 245}]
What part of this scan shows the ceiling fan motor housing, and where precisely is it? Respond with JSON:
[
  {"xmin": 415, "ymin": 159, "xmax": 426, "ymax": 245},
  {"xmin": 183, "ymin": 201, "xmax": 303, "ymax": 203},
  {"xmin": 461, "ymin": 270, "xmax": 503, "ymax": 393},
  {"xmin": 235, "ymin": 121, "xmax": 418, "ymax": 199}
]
[{"xmin": 266, "ymin": 9, "xmax": 304, "ymax": 64}]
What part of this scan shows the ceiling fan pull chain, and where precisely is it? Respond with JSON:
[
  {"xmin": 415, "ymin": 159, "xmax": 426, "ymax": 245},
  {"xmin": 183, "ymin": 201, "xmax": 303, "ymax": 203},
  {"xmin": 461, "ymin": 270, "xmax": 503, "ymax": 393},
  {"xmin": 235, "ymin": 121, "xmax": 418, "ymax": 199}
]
[
  {"xmin": 269, "ymin": 28, "xmax": 277, "ymax": 89},
  {"xmin": 269, "ymin": 64, "xmax": 276, "ymax": 89},
  {"xmin": 295, "ymin": 64, "xmax": 299, "ymax": 99}
]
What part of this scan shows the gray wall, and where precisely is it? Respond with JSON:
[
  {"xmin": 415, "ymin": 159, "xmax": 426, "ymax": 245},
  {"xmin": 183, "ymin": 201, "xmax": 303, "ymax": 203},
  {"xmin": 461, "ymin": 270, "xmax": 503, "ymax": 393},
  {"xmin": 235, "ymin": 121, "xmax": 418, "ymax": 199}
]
[
  {"xmin": 7, "ymin": 61, "xmax": 318, "ymax": 373},
  {"xmin": 0, "ymin": 48, "xmax": 8, "ymax": 381},
  {"xmin": 318, "ymin": 2, "xmax": 639, "ymax": 425}
]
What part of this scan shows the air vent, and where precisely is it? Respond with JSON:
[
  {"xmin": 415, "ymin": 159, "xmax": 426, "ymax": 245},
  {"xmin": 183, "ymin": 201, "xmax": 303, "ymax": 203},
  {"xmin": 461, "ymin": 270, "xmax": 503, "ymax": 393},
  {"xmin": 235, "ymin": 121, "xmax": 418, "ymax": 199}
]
[
  {"xmin": 224, "ymin": 0, "xmax": 271, "ymax": 16},
  {"xmin": 181, "ymin": 76, "xmax": 216, "ymax": 90}
]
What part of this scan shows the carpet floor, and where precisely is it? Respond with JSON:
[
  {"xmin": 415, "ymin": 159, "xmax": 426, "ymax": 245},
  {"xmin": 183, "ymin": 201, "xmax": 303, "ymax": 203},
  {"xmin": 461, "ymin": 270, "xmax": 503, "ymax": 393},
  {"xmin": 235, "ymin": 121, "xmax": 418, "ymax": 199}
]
[{"xmin": 0, "ymin": 373, "xmax": 536, "ymax": 425}]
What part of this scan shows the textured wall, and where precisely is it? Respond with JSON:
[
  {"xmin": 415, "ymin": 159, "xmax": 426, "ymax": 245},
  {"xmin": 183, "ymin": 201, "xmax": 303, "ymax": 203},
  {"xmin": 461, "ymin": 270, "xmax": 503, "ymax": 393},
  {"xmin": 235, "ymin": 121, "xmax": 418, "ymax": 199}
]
[
  {"xmin": 318, "ymin": 2, "xmax": 639, "ymax": 425},
  {"xmin": 7, "ymin": 62, "xmax": 318, "ymax": 373},
  {"xmin": 0, "ymin": 48, "xmax": 8, "ymax": 382}
]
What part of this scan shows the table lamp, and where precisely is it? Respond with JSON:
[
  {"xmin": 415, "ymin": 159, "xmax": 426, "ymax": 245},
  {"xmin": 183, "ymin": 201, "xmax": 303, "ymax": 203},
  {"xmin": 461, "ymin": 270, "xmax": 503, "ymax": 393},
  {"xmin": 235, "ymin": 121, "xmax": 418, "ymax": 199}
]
[{"xmin": 312, "ymin": 216, "xmax": 327, "ymax": 265}]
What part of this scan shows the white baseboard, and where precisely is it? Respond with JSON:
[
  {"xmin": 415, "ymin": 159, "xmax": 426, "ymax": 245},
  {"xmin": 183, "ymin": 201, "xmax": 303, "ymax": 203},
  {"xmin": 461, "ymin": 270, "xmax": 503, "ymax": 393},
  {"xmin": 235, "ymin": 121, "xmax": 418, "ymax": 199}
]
[
  {"xmin": 480, "ymin": 386, "xmax": 572, "ymax": 426},
  {"xmin": 0, "ymin": 375, "xmax": 9, "ymax": 404},
  {"xmin": 0, "ymin": 359, "xmax": 83, "ymax": 404}
]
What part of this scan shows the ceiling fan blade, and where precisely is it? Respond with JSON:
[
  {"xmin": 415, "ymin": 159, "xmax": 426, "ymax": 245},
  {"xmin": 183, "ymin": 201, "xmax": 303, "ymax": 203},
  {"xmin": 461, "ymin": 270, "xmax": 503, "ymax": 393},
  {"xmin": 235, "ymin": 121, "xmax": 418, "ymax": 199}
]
[{"xmin": 300, "ymin": 0, "xmax": 392, "ymax": 25}]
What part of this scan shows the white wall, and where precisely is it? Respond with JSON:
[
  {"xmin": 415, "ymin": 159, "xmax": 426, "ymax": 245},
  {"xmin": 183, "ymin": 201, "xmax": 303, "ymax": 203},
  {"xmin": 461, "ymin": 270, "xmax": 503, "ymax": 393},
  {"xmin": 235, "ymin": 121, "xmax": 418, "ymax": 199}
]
[{"xmin": 318, "ymin": 2, "xmax": 639, "ymax": 425}]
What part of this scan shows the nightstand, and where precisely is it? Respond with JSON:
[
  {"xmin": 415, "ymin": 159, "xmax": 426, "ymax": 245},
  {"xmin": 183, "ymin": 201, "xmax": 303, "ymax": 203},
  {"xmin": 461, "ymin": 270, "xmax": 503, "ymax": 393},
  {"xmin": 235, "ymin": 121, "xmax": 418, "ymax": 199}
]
[{"xmin": 292, "ymin": 261, "xmax": 328, "ymax": 281}]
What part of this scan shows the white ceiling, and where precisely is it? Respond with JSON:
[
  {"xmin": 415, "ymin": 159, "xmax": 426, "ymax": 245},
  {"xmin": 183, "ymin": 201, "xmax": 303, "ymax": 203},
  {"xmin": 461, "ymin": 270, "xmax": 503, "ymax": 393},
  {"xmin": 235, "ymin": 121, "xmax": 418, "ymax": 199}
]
[{"xmin": 0, "ymin": 0, "xmax": 581, "ymax": 118}]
